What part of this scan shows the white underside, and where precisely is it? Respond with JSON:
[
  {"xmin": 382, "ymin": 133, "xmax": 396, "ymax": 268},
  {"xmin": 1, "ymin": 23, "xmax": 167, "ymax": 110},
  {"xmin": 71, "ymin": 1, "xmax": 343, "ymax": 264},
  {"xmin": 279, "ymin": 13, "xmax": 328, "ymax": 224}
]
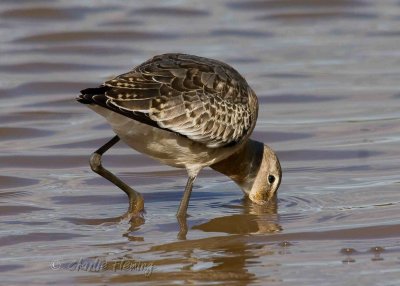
[{"xmin": 88, "ymin": 105, "xmax": 240, "ymax": 176}]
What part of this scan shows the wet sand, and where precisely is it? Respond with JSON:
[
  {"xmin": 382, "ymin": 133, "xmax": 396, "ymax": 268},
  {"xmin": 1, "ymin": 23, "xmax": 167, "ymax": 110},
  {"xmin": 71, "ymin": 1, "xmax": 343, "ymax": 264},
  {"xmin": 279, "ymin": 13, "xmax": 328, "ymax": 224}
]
[{"xmin": 0, "ymin": 0, "xmax": 399, "ymax": 285}]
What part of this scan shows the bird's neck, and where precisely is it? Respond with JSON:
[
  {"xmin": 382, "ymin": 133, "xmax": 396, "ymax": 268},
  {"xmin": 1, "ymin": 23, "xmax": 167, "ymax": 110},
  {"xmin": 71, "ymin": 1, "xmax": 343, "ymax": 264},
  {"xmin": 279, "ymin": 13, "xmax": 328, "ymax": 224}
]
[{"xmin": 210, "ymin": 139, "xmax": 264, "ymax": 190}]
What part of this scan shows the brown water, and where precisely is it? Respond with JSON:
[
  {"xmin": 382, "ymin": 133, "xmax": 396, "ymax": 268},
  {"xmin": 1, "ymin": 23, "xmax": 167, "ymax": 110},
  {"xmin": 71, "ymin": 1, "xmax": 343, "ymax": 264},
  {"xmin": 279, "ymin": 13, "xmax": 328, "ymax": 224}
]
[{"xmin": 1, "ymin": 0, "xmax": 400, "ymax": 285}]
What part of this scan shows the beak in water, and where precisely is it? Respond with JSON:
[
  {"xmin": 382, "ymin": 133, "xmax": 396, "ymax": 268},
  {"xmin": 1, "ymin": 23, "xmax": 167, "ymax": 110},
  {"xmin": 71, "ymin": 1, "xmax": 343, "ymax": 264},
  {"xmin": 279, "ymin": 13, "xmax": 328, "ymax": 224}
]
[{"xmin": 211, "ymin": 139, "xmax": 282, "ymax": 205}]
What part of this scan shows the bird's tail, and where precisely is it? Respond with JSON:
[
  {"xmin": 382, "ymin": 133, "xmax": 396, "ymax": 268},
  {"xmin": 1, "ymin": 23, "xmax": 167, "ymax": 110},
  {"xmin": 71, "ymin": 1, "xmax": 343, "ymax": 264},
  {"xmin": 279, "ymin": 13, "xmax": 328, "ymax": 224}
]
[{"xmin": 76, "ymin": 86, "xmax": 109, "ymax": 104}]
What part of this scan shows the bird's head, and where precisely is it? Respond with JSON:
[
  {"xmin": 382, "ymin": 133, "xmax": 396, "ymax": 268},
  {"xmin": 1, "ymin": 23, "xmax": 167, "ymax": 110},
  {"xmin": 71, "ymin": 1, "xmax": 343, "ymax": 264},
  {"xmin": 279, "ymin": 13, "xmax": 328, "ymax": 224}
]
[
  {"xmin": 211, "ymin": 140, "xmax": 282, "ymax": 206},
  {"xmin": 246, "ymin": 144, "xmax": 282, "ymax": 205}
]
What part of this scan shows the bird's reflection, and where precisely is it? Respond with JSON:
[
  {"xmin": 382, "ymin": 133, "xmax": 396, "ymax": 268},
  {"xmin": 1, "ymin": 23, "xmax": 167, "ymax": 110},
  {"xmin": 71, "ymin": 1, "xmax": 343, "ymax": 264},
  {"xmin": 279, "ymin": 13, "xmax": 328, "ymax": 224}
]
[
  {"xmin": 64, "ymin": 193, "xmax": 281, "ymax": 241},
  {"xmin": 75, "ymin": 195, "xmax": 282, "ymax": 283},
  {"xmin": 192, "ymin": 196, "xmax": 281, "ymax": 235},
  {"xmin": 122, "ymin": 193, "xmax": 282, "ymax": 240},
  {"xmin": 125, "ymin": 196, "xmax": 283, "ymax": 284}
]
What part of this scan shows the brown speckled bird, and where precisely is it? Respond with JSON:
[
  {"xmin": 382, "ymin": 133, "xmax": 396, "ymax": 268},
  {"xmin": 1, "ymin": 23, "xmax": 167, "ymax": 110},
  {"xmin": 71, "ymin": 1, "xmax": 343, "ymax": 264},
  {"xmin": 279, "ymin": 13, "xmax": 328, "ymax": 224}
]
[{"xmin": 77, "ymin": 53, "xmax": 281, "ymax": 219}]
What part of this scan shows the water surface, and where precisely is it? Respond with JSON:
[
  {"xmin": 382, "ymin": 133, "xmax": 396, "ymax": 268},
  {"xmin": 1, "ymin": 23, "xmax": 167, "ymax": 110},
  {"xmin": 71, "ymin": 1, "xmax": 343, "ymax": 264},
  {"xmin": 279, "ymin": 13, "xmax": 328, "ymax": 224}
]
[{"xmin": 1, "ymin": 0, "xmax": 399, "ymax": 285}]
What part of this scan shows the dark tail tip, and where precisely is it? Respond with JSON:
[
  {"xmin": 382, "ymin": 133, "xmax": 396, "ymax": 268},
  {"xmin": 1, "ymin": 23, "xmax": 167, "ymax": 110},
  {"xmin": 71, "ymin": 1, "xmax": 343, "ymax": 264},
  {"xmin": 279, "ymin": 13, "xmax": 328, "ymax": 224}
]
[
  {"xmin": 77, "ymin": 86, "xmax": 108, "ymax": 104},
  {"xmin": 76, "ymin": 94, "xmax": 93, "ymax": 104}
]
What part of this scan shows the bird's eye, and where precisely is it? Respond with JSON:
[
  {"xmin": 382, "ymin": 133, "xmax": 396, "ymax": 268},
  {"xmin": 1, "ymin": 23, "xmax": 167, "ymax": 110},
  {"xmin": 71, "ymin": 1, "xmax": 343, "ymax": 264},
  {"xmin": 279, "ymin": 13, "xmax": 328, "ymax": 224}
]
[{"xmin": 268, "ymin": 175, "xmax": 275, "ymax": 184}]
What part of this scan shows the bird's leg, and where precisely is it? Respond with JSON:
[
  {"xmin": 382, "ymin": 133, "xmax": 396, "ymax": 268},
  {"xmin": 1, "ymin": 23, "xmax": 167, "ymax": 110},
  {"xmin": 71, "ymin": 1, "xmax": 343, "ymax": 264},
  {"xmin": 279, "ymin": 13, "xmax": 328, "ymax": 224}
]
[
  {"xmin": 176, "ymin": 176, "xmax": 196, "ymax": 217},
  {"xmin": 89, "ymin": 135, "xmax": 144, "ymax": 220},
  {"xmin": 176, "ymin": 176, "xmax": 196, "ymax": 239}
]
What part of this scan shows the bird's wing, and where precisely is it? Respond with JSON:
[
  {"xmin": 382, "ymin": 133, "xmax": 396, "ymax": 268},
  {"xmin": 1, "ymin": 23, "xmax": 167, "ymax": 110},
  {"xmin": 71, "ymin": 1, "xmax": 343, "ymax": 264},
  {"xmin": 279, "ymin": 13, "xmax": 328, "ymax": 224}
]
[{"xmin": 83, "ymin": 53, "xmax": 258, "ymax": 148}]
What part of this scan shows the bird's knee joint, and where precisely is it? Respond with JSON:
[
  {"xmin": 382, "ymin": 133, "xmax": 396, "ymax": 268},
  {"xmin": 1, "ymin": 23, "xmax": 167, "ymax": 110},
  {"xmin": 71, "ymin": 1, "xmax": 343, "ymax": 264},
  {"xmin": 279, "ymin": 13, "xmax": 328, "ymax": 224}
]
[{"xmin": 89, "ymin": 153, "xmax": 102, "ymax": 172}]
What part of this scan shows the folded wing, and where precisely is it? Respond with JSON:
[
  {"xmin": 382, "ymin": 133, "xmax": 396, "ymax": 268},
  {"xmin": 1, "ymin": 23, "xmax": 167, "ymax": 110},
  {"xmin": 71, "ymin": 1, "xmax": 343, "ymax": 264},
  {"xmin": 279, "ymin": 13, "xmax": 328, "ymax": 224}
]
[{"xmin": 79, "ymin": 53, "xmax": 258, "ymax": 148}]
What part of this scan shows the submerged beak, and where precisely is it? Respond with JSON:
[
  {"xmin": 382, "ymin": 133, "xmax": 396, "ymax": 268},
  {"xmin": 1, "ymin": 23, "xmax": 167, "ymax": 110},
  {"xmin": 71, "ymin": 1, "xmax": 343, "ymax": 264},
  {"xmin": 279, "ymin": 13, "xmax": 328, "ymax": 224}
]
[{"xmin": 249, "ymin": 191, "xmax": 276, "ymax": 206}]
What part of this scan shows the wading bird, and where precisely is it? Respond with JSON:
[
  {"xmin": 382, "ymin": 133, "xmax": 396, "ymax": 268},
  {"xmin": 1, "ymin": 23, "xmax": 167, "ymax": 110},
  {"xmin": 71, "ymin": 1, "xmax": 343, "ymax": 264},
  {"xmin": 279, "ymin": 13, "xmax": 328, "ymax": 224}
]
[{"xmin": 77, "ymin": 53, "xmax": 282, "ymax": 222}]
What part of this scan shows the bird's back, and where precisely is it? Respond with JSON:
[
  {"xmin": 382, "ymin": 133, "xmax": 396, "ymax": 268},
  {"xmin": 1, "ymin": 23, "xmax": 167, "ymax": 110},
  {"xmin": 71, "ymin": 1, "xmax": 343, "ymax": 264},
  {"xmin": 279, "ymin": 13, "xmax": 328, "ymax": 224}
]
[{"xmin": 78, "ymin": 53, "xmax": 258, "ymax": 148}]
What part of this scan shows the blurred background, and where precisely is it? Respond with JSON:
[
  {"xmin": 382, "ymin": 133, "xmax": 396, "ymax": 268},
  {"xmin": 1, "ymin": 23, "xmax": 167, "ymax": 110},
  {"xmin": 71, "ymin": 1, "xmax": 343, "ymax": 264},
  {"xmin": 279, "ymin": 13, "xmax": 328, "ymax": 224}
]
[{"xmin": 0, "ymin": 0, "xmax": 399, "ymax": 285}]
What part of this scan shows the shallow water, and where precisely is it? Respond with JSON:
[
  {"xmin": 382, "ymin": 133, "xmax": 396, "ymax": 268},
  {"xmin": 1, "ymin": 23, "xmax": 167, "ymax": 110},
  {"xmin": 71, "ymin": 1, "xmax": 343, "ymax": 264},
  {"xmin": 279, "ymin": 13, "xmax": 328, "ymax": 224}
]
[{"xmin": 1, "ymin": 0, "xmax": 400, "ymax": 285}]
